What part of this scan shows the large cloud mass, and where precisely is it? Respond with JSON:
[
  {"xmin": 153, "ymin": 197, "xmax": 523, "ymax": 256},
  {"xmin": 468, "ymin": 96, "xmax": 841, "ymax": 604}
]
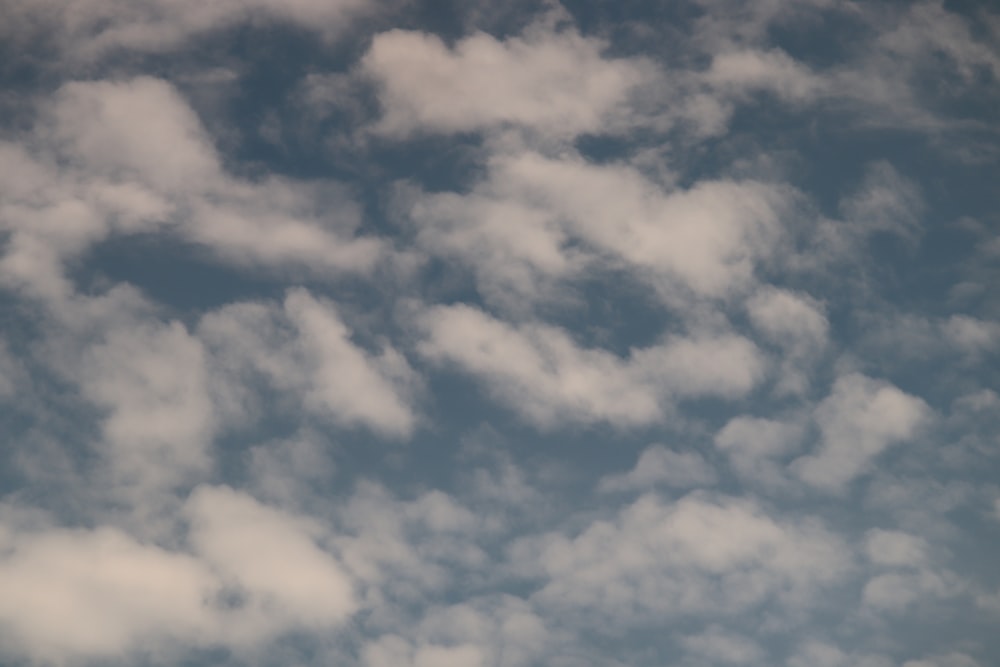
[{"xmin": 0, "ymin": 1, "xmax": 997, "ymax": 666}]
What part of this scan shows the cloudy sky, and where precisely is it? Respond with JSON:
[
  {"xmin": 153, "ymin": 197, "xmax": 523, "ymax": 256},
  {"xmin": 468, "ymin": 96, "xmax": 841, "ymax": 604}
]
[{"xmin": 0, "ymin": 0, "xmax": 998, "ymax": 665}]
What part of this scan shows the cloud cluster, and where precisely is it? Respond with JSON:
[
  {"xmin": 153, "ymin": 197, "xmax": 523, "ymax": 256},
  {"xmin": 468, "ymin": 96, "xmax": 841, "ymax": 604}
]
[{"xmin": 0, "ymin": 0, "xmax": 997, "ymax": 665}]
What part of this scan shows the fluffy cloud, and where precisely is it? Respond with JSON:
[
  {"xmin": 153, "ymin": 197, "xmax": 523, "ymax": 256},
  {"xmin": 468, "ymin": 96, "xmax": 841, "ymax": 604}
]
[
  {"xmin": 715, "ymin": 415, "xmax": 804, "ymax": 489},
  {"xmin": 200, "ymin": 288, "xmax": 419, "ymax": 438},
  {"xmin": 599, "ymin": 445, "xmax": 717, "ymax": 493},
  {"xmin": 793, "ymin": 374, "xmax": 930, "ymax": 491},
  {"xmin": 0, "ymin": 76, "xmax": 382, "ymax": 307},
  {"xmin": 81, "ymin": 319, "xmax": 215, "ymax": 495},
  {"xmin": 511, "ymin": 492, "xmax": 851, "ymax": 624},
  {"xmin": 363, "ymin": 25, "xmax": 649, "ymax": 137},
  {"xmin": 407, "ymin": 150, "xmax": 794, "ymax": 307},
  {"xmin": 417, "ymin": 303, "xmax": 764, "ymax": 428},
  {"xmin": 0, "ymin": 486, "xmax": 356, "ymax": 664}
]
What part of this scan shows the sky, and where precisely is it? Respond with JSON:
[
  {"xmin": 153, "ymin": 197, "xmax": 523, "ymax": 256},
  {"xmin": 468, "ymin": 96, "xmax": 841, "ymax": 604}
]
[{"xmin": 0, "ymin": 0, "xmax": 998, "ymax": 665}]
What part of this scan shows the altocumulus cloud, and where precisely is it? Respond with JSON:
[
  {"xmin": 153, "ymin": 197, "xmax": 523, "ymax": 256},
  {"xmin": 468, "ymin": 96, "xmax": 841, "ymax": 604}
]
[{"xmin": 0, "ymin": 0, "xmax": 998, "ymax": 666}]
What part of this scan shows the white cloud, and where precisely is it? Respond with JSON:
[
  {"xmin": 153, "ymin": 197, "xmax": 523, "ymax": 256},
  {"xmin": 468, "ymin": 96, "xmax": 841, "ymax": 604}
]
[
  {"xmin": 81, "ymin": 319, "xmax": 215, "ymax": 495},
  {"xmin": 408, "ymin": 151, "xmax": 793, "ymax": 305},
  {"xmin": 599, "ymin": 445, "xmax": 717, "ymax": 493},
  {"xmin": 747, "ymin": 287, "xmax": 828, "ymax": 349},
  {"xmin": 362, "ymin": 25, "xmax": 649, "ymax": 137},
  {"xmin": 864, "ymin": 529, "xmax": 928, "ymax": 567},
  {"xmin": 943, "ymin": 315, "xmax": 1000, "ymax": 354},
  {"xmin": 0, "ymin": 486, "xmax": 357, "ymax": 664},
  {"xmin": 680, "ymin": 628, "xmax": 766, "ymax": 665},
  {"xmin": 0, "ymin": 77, "xmax": 383, "ymax": 307},
  {"xmin": 363, "ymin": 597, "xmax": 549, "ymax": 667},
  {"xmin": 46, "ymin": 77, "xmax": 219, "ymax": 193},
  {"xmin": 793, "ymin": 374, "xmax": 930, "ymax": 491},
  {"xmin": 747, "ymin": 286, "xmax": 829, "ymax": 394},
  {"xmin": 715, "ymin": 416, "xmax": 803, "ymax": 489},
  {"xmin": 861, "ymin": 570, "xmax": 954, "ymax": 611},
  {"xmin": 417, "ymin": 304, "xmax": 764, "ymax": 428},
  {"xmin": 200, "ymin": 289, "xmax": 419, "ymax": 438},
  {"xmin": 1, "ymin": 0, "xmax": 374, "ymax": 61},
  {"xmin": 510, "ymin": 492, "xmax": 851, "ymax": 624},
  {"xmin": 184, "ymin": 485, "xmax": 357, "ymax": 635}
]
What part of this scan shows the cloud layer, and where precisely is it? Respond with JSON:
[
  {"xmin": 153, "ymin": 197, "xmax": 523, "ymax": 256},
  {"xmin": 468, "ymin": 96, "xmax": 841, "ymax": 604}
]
[{"xmin": 0, "ymin": 1, "xmax": 998, "ymax": 666}]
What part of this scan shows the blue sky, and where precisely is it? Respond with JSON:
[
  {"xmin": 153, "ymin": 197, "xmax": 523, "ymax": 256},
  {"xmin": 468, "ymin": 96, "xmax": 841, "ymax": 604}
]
[{"xmin": 0, "ymin": 1, "xmax": 998, "ymax": 665}]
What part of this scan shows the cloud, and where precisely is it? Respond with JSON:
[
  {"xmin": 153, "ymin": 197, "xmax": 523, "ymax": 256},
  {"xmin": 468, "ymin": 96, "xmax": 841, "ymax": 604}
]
[
  {"xmin": 417, "ymin": 303, "xmax": 764, "ymax": 428},
  {"xmin": 510, "ymin": 492, "xmax": 851, "ymax": 624},
  {"xmin": 680, "ymin": 628, "xmax": 766, "ymax": 665},
  {"xmin": 864, "ymin": 529, "xmax": 928, "ymax": 567},
  {"xmin": 0, "ymin": 77, "xmax": 383, "ymax": 307},
  {"xmin": 81, "ymin": 319, "xmax": 215, "ymax": 495},
  {"xmin": 747, "ymin": 287, "xmax": 829, "ymax": 394},
  {"xmin": 599, "ymin": 445, "xmax": 717, "ymax": 493},
  {"xmin": 793, "ymin": 374, "xmax": 930, "ymax": 491},
  {"xmin": 707, "ymin": 48, "xmax": 824, "ymax": 103},
  {"xmin": 200, "ymin": 288, "xmax": 420, "ymax": 438},
  {"xmin": 184, "ymin": 484, "xmax": 357, "ymax": 634},
  {"xmin": 362, "ymin": 597, "xmax": 549, "ymax": 667},
  {"xmin": 407, "ymin": 150, "xmax": 795, "ymax": 307},
  {"xmin": 715, "ymin": 416, "xmax": 804, "ymax": 489},
  {"xmin": 1, "ymin": 0, "xmax": 374, "ymax": 62},
  {"xmin": 0, "ymin": 486, "xmax": 356, "ymax": 664},
  {"xmin": 362, "ymin": 24, "xmax": 650, "ymax": 137}
]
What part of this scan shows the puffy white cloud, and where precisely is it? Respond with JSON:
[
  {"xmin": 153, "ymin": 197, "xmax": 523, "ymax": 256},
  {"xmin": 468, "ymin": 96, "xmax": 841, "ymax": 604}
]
[
  {"xmin": 599, "ymin": 445, "xmax": 717, "ymax": 493},
  {"xmin": 715, "ymin": 415, "xmax": 803, "ymax": 489},
  {"xmin": 200, "ymin": 288, "xmax": 419, "ymax": 438},
  {"xmin": 81, "ymin": 319, "xmax": 215, "ymax": 494},
  {"xmin": 0, "ymin": 486, "xmax": 357, "ymax": 664},
  {"xmin": 747, "ymin": 287, "xmax": 829, "ymax": 394},
  {"xmin": 363, "ymin": 25, "xmax": 649, "ymax": 137},
  {"xmin": 707, "ymin": 48, "xmax": 824, "ymax": 103},
  {"xmin": 408, "ymin": 151, "xmax": 793, "ymax": 306},
  {"xmin": 510, "ymin": 492, "xmax": 851, "ymax": 624},
  {"xmin": 793, "ymin": 374, "xmax": 930, "ymax": 491},
  {"xmin": 417, "ymin": 304, "xmax": 764, "ymax": 428},
  {"xmin": 46, "ymin": 77, "xmax": 219, "ymax": 193},
  {"xmin": 943, "ymin": 315, "xmax": 1000, "ymax": 355},
  {"xmin": 747, "ymin": 287, "xmax": 828, "ymax": 349},
  {"xmin": 0, "ymin": 77, "xmax": 382, "ymax": 306},
  {"xmin": 184, "ymin": 485, "xmax": 357, "ymax": 634}
]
